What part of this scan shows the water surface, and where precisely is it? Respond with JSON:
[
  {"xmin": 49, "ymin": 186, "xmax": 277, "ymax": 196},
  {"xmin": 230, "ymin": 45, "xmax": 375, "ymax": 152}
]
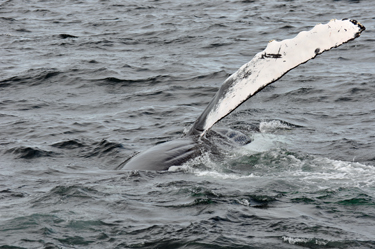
[{"xmin": 1, "ymin": 0, "xmax": 375, "ymax": 248}]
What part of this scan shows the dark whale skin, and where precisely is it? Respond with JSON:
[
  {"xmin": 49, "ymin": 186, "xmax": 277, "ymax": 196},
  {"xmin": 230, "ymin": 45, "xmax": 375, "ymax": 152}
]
[
  {"xmin": 122, "ymin": 138, "xmax": 201, "ymax": 171},
  {"xmin": 120, "ymin": 129, "xmax": 251, "ymax": 171}
]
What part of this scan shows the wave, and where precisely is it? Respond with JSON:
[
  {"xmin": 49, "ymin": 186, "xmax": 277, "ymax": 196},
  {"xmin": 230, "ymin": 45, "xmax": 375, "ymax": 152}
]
[
  {"xmin": 95, "ymin": 74, "xmax": 173, "ymax": 87},
  {"xmin": 0, "ymin": 68, "xmax": 61, "ymax": 88},
  {"xmin": 51, "ymin": 139, "xmax": 126, "ymax": 159},
  {"xmin": 5, "ymin": 146, "xmax": 59, "ymax": 159}
]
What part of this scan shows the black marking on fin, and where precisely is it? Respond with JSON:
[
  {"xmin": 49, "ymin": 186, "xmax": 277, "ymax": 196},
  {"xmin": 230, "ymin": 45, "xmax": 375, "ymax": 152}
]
[
  {"xmin": 349, "ymin": 19, "xmax": 366, "ymax": 38},
  {"xmin": 261, "ymin": 53, "xmax": 282, "ymax": 59}
]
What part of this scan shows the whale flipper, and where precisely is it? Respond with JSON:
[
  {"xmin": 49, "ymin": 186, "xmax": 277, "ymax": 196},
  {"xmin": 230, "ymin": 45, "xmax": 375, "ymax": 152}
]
[
  {"xmin": 121, "ymin": 19, "xmax": 365, "ymax": 171},
  {"xmin": 187, "ymin": 19, "xmax": 365, "ymax": 136}
]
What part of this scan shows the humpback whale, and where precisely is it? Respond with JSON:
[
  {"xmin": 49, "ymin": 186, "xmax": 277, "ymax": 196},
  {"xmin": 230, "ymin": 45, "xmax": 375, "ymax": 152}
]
[{"xmin": 120, "ymin": 19, "xmax": 365, "ymax": 171}]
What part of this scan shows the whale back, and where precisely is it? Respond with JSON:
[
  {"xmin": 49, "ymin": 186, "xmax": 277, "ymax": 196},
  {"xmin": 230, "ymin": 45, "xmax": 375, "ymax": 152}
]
[
  {"xmin": 120, "ymin": 128, "xmax": 251, "ymax": 171},
  {"xmin": 187, "ymin": 19, "xmax": 365, "ymax": 136},
  {"xmin": 121, "ymin": 138, "xmax": 200, "ymax": 171}
]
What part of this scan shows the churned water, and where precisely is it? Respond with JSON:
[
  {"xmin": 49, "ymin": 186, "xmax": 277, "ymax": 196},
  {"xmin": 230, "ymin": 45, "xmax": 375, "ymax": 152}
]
[{"xmin": 1, "ymin": 0, "xmax": 375, "ymax": 248}]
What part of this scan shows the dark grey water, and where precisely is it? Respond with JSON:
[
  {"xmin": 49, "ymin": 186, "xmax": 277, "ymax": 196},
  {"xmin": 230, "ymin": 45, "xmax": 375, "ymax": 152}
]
[{"xmin": 1, "ymin": 0, "xmax": 375, "ymax": 248}]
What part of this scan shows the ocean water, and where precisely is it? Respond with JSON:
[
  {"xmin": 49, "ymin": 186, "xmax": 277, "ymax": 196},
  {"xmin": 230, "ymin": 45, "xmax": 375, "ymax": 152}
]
[{"xmin": 1, "ymin": 0, "xmax": 375, "ymax": 248}]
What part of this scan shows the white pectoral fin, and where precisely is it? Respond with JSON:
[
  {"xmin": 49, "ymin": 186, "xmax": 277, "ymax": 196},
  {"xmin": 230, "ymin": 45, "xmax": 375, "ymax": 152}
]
[{"xmin": 187, "ymin": 19, "xmax": 365, "ymax": 136}]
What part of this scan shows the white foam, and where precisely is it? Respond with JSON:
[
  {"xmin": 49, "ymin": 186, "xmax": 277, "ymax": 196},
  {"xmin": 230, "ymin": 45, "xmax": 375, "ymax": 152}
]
[
  {"xmin": 193, "ymin": 170, "xmax": 256, "ymax": 180},
  {"xmin": 282, "ymin": 236, "xmax": 328, "ymax": 246},
  {"xmin": 244, "ymin": 132, "xmax": 290, "ymax": 153},
  {"xmin": 259, "ymin": 120, "xmax": 292, "ymax": 133},
  {"xmin": 305, "ymin": 158, "xmax": 375, "ymax": 187},
  {"xmin": 168, "ymin": 152, "xmax": 216, "ymax": 172},
  {"xmin": 190, "ymin": 132, "xmax": 375, "ymax": 189}
]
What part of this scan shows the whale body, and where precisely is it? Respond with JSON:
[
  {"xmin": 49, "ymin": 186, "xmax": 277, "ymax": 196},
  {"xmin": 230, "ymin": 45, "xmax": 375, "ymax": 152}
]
[
  {"xmin": 120, "ymin": 19, "xmax": 365, "ymax": 171},
  {"xmin": 119, "ymin": 128, "xmax": 251, "ymax": 171}
]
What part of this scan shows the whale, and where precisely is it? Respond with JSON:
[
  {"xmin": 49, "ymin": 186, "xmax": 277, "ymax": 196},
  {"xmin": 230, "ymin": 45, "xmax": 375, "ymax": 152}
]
[
  {"xmin": 119, "ymin": 19, "xmax": 365, "ymax": 171},
  {"xmin": 118, "ymin": 128, "xmax": 252, "ymax": 171}
]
